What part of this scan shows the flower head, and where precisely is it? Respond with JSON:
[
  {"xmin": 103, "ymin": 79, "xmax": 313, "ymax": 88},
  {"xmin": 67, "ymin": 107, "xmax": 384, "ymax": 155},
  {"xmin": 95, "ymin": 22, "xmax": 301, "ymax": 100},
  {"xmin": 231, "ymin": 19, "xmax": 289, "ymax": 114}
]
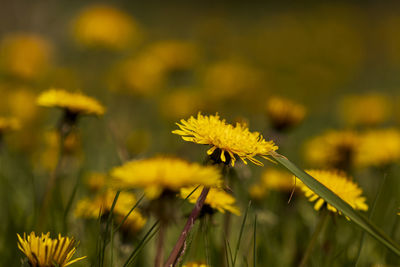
[
  {"xmin": 266, "ymin": 96, "xmax": 306, "ymax": 131},
  {"xmin": 296, "ymin": 170, "xmax": 368, "ymax": 215},
  {"xmin": 180, "ymin": 186, "xmax": 240, "ymax": 215},
  {"xmin": 0, "ymin": 33, "xmax": 52, "ymax": 79},
  {"xmin": 37, "ymin": 89, "xmax": 105, "ymax": 116},
  {"xmin": 75, "ymin": 189, "xmax": 146, "ymax": 232},
  {"xmin": 111, "ymin": 157, "xmax": 222, "ymax": 199},
  {"xmin": 249, "ymin": 168, "xmax": 294, "ymax": 199},
  {"xmin": 172, "ymin": 113, "xmax": 278, "ymax": 166},
  {"xmin": 72, "ymin": 5, "xmax": 140, "ymax": 50},
  {"xmin": 355, "ymin": 128, "xmax": 400, "ymax": 168},
  {"xmin": 304, "ymin": 130, "xmax": 359, "ymax": 170},
  {"xmin": 17, "ymin": 232, "xmax": 86, "ymax": 267},
  {"xmin": 0, "ymin": 117, "xmax": 20, "ymax": 133},
  {"xmin": 338, "ymin": 93, "xmax": 391, "ymax": 127}
]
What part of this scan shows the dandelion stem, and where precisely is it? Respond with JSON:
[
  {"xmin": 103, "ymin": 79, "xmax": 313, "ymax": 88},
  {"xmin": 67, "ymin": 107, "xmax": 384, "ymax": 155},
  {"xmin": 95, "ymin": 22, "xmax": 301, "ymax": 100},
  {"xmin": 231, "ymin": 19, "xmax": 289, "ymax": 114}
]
[
  {"xmin": 298, "ymin": 210, "xmax": 329, "ymax": 267},
  {"xmin": 155, "ymin": 222, "xmax": 166, "ymax": 267},
  {"xmin": 164, "ymin": 186, "xmax": 210, "ymax": 267}
]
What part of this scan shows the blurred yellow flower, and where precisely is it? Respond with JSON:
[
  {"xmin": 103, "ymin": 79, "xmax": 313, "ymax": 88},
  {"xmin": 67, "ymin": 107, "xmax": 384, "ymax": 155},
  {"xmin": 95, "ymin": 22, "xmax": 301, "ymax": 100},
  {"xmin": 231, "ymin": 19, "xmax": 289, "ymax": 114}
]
[
  {"xmin": 203, "ymin": 61, "xmax": 263, "ymax": 100},
  {"xmin": 85, "ymin": 172, "xmax": 107, "ymax": 192},
  {"xmin": 183, "ymin": 262, "xmax": 209, "ymax": 267},
  {"xmin": 17, "ymin": 232, "xmax": 86, "ymax": 267},
  {"xmin": 160, "ymin": 89, "xmax": 205, "ymax": 119},
  {"xmin": 180, "ymin": 186, "xmax": 240, "ymax": 215},
  {"xmin": 0, "ymin": 117, "xmax": 20, "ymax": 133},
  {"xmin": 338, "ymin": 94, "xmax": 391, "ymax": 127},
  {"xmin": 7, "ymin": 89, "xmax": 38, "ymax": 122},
  {"xmin": 112, "ymin": 54, "xmax": 166, "ymax": 96},
  {"xmin": 111, "ymin": 157, "xmax": 222, "ymax": 199},
  {"xmin": 37, "ymin": 89, "xmax": 105, "ymax": 116},
  {"xmin": 304, "ymin": 130, "xmax": 359, "ymax": 170},
  {"xmin": 355, "ymin": 129, "xmax": 400, "ymax": 168},
  {"xmin": 0, "ymin": 33, "xmax": 52, "ymax": 80},
  {"xmin": 296, "ymin": 170, "xmax": 368, "ymax": 215},
  {"xmin": 146, "ymin": 40, "xmax": 199, "ymax": 71},
  {"xmin": 249, "ymin": 168, "xmax": 294, "ymax": 199},
  {"xmin": 75, "ymin": 189, "xmax": 146, "ymax": 232},
  {"xmin": 266, "ymin": 96, "xmax": 306, "ymax": 131},
  {"xmin": 173, "ymin": 113, "xmax": 278, "ymax": 166},
  {"xmin": 72, "ymin": 5, "xmax": 140, "ymax": 50}
]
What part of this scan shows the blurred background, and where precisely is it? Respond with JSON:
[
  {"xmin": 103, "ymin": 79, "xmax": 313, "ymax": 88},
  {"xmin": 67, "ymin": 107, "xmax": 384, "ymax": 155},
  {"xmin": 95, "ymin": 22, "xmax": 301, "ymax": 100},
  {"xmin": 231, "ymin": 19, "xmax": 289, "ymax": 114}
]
[{"xmin": 0, "ymin": 1, "xmax": 399, "ymax": 266}]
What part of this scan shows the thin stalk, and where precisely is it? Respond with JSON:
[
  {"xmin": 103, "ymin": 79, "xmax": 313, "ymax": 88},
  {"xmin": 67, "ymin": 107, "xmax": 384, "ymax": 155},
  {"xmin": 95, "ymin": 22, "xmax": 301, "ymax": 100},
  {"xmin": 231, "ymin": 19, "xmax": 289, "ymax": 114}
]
[
  {"xmin": 155, "ymin": 222, "xmax": 166, "ymax": 267},
  {"xmin": 298, "ymin": 210, "xmax": 329, "ymax": 267},
  {"xmin": 164, "ymin": 187, "xmax": 210, "ymax": 267},
  {"xmin": 233, "ymin": 201, "xmax": 251, "ymax": 266}
]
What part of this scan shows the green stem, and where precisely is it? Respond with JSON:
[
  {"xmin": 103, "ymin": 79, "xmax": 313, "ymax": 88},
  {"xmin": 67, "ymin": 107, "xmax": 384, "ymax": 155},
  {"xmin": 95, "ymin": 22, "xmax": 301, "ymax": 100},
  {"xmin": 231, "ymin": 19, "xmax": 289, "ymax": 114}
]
[{"xmin": 298, "ymin": 210, "xmax": 329, "ymax": 267}]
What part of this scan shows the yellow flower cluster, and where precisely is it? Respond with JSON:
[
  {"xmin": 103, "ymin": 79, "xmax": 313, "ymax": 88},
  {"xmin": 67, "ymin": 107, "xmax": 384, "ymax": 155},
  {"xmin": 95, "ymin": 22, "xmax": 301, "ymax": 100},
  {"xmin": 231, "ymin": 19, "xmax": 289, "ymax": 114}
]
[
  {"xmin": 338, "ymin": 93, "xmax": 391, "ymax": 127},
  {"xmin": 72, "ymin": 5, "xmax": 140, "ymax": 50},
  {"xmin": 266, "ymin": 96, "xmax": 306, "ymax": 131},
  {"xmin": 304, "ymin": 130, "xmax": 359, "ymax": 169},
  {"xmin": 180, "ymin": 186, "xmax": 240, "ymax": 215},
  {"xmin": 111, "ymin": 157, "xmax": 222, "ymax": 199},
  {"xmin": 355, "ymin": 128, "xmax": 400, "ymax": 168},
  {"xmin": 17, "ymin": 232, "xmax": 86, "ymax": 267},
  {"xmin": 173, "ymin": 113, "xmax": 278, "ymax": 166},
  {"xmin": 249, "ymin": 168, "xmax": 294, "ymax": 199},
  {"xmin": 0, "ymin": 34, "xmax": 52, "ymax": 79},
  {"xmin": 37, "ymin": 89, "xmax": 105, "ymax": 116},
  {"xmin": 75, "ymin": 189, "xmax": 146, "ymax": 232},
  {"xmin": 296, "ymin": 170, "xmax": 368, "ymax": 215},
  {"xmin": 0, "ymin": 117, "xmax": 20, "ymax": 132}
]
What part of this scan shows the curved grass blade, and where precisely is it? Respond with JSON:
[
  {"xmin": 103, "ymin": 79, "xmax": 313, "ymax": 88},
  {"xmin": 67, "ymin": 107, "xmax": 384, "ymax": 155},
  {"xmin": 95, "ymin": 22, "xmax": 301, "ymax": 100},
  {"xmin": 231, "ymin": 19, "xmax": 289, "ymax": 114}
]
[{"xmin": 272, "ymin": 153, "xmax": 400, "ymax": 257}]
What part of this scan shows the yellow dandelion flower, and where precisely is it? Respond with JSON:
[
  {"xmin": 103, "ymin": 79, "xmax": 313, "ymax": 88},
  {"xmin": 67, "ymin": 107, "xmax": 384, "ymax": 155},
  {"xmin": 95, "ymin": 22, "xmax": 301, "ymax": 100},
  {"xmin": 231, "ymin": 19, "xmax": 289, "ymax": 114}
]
[
  {"xmin": 183, "ymin": 262, "xmax": 209, "ymax": 267},
  {"xmin": 338, "ymin": 93, "xmax": 391, "ymax": 127},
  {"xmin": 180, "ymin": 186, "xmax": 240, "ymax": 215},
  {"xmin": 172, "ymin": 113, "xmax": 278, "ymax": 166},
  {"xmin": 296, "ymin": 170, "xmax": 368, "ymax": 215},
  {"xmin": 146, "ymin": 40, "xmax": 199, "ymax": 71},
  {"xmin": 304, "ymin": 130, "xmax": 359, "ymax": 170},
  {"xmin": 37, "ymin": 89, "xmax": 105, "ymax": 116},
  {"xmin": 72, "ymin": 5, "xmax": 140, "ymax": 50},
  {"xmin": 0, "ymin": 117, "xmax": 20, "ymax": 133},
  {"xmin": 266, "ymin": 96, "xmax": 306, "ymax": 131},
  {"xmin": 159, "ymin": 88, "xmax": 205, "ymax": 120},
  {"xmin": 17, "ymin": 232, "xmax": 86, "ymax": 267},
  {"xmin": 249, "ymin": 168, "xmax": 294, "ymax": 199},
  {"xmin": 85, "ymin": 172, "xmax": 107, "ymax": 192},
  {"xmin": 355, "ymin": 128, "xmax": 400, "ymax": 168},
  {"xmin": 75, "ymin": 189, "xmax": 146, "ymax": 232},
  {"xmin": 111, "ymin": 157, "xmax": 222, "ymax": 199},
  {"xmin": 0, "ymin": 33, "xmax": 52, "ymax": 80}
]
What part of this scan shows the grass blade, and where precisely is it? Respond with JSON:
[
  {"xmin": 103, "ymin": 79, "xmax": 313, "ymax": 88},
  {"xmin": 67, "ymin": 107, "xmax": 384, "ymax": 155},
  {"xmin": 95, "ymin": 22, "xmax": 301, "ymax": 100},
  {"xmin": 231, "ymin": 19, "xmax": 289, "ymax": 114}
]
[
  {"xmin": 113, "ymin": 194, "xmax": 144, "ymax": 234},
  {"xmin": 272, "ymin": 153, "xmax": 400, "ymax": 256},
  {"xmin": 233, "ymin": 201, "xmax": 251, "ymax": 266},
  {"xmin": 253, "ymin": 215, "xmax": 257, "ymax": 267}
]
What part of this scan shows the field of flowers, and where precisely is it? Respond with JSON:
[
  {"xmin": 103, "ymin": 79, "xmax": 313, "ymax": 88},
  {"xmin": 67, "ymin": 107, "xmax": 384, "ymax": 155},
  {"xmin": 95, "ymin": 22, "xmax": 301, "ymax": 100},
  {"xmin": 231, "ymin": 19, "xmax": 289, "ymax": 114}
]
[{"xmin": 0, "ymin": 1, "xmax": 400, "ymax": 266}]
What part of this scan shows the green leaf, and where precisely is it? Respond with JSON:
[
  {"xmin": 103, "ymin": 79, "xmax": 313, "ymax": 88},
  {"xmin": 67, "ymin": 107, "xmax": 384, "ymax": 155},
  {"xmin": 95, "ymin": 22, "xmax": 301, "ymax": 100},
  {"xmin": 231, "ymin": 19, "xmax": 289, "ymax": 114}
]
[{"xmin": 272, "ymin": 153, "xmax": 400, "ymax": 257}]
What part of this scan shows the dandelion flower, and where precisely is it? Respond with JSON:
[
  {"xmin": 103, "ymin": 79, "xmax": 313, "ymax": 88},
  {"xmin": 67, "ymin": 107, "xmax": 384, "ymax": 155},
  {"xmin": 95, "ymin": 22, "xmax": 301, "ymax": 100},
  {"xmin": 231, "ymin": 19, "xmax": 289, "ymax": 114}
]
[
  {"xmin": 304, "ymin": 130, "xmax": 359, "ymax": 170},
  {"xmin": 266, "ymin": 96, "xmax": 306, "ymax": 131},
  {"xmin": 0, "ymin": 33, "xmax": 52, "ymax": 80},
  {"xmin": 37, "ymin": 89, "xmax": 105, "ymax": 116},
  {"xmin": 75, "ymin": 189, "xmax": 146, "ymax": 232},
  {"xmin": 111, "ymin": 157, "xmax": 222, "ymax": 199},
  {"xmin": 0, "ymin": 117, "xmax": 20, "ymax": 133},
  {"xmin": 17, "ymin": 232, "xmax": 86, "ymax": 267},
  {"xmin": 249, "ymin": 168, "xmax": 294, "ymax": 199},
  {"xmin": 172, "ymin": 113, "xmax": 278, "ymax": 166},
  {"xmin": 72, "ymin": 5, "xmax": 140, "ymax": 50},
  {"xmin": 296, "ymin": 170, "xmax": 368, "ymax": 215},
  {"xmin": 338, "ymin": 93, "xmax": 391, "ymax": 127},
  {"xmin": 355, "ymin": 128, "xmax": 400, "ymax": 168},
  {"xmin": 180, "ymin": 186, "xmax": 240, "ymax": 215}
]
